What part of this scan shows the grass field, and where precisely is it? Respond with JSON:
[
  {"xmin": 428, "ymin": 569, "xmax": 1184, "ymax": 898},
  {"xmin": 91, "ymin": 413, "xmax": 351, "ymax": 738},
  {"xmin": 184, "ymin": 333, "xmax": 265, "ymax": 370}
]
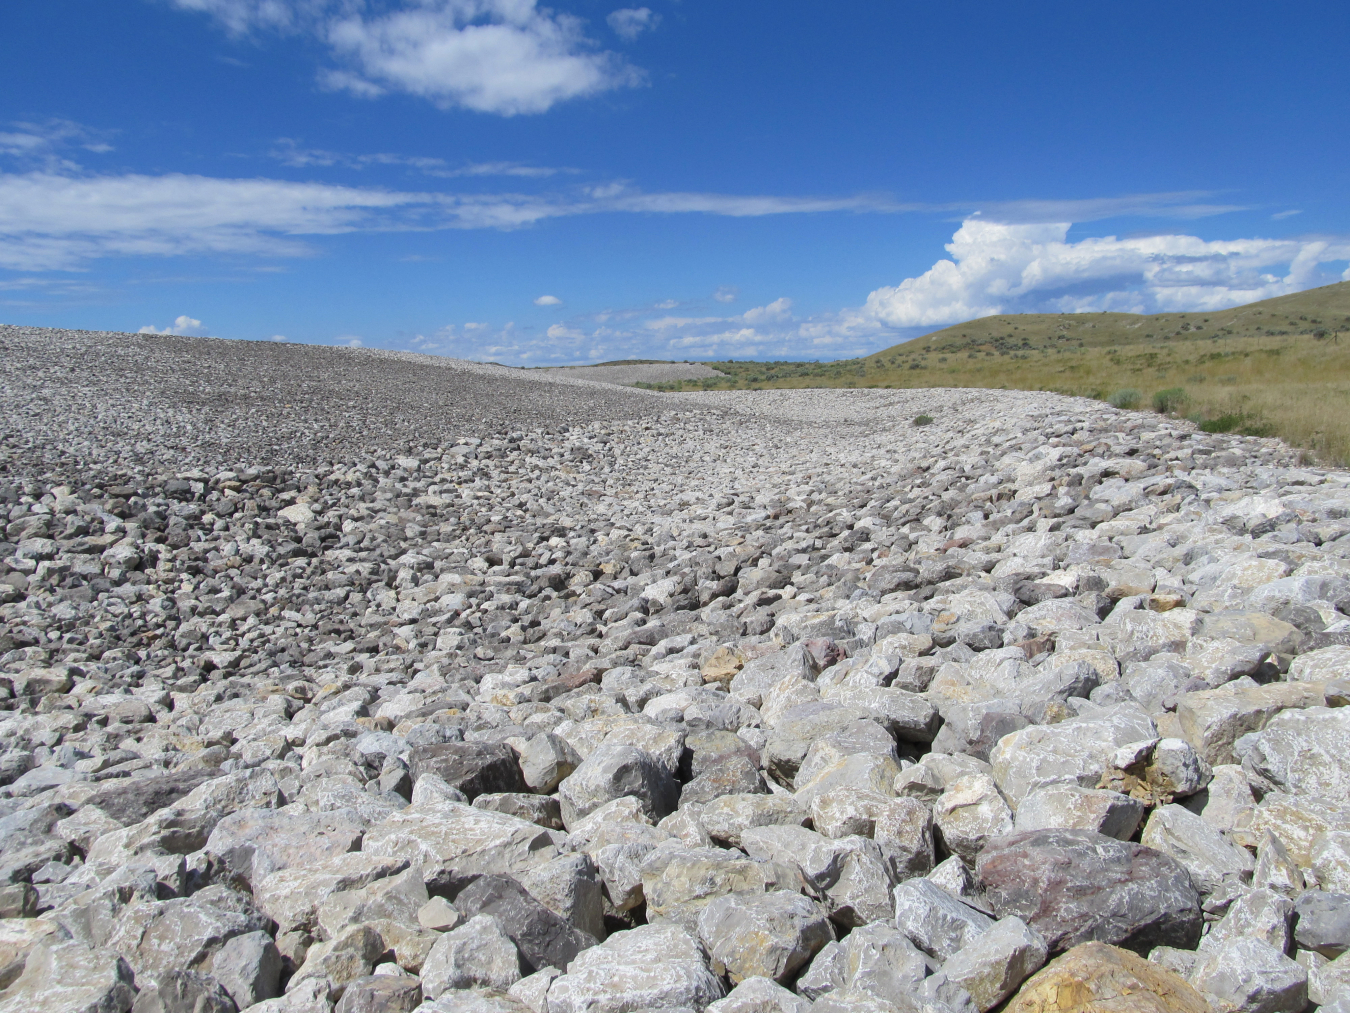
[{"xmin": 634, "ymin": 281, "xmax": 1350, "ymax": 466}]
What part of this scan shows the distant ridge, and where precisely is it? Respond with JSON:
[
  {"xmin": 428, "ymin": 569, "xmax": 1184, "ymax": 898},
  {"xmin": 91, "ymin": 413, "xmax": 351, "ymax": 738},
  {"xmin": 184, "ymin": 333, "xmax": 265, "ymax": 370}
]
[{"xmin": 868, "ymin": 279, "xmax": 1350, "ymax": 361}]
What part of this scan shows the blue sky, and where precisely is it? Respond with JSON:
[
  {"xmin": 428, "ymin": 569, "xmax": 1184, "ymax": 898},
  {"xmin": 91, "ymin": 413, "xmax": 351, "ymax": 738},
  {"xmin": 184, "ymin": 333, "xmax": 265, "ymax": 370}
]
[{"xmin": 2, "ymin": 1, "xmax": 1348, "ymax": 364}]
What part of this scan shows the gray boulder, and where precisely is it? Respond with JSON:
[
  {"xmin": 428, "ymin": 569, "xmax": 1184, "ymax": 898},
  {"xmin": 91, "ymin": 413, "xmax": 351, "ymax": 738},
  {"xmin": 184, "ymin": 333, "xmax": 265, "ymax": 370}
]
[
  {"xmin": 211, "ymin": 928, "xmax": 283, "ymax": 1008},
  {"xmin": 518, "ymin": 732, "xmax": 581, "ymax": 795},
  {"xmin": 453, "ymin": 873, "xmax": 598, "ymax": 972},
  {"xmin": 940, "ymin": 916, "xmax": 1048, "ymax": 1013},
  {"xmin": 839, "ymin": 921, "xmax": 929, "ymax": 1007},
  {"xmin": 892, "ymin": 878, "xmax": 993, "ymax": 961},
  {"xmin": 205, "ymin": 806, "xmax": 366, "ymax": 887},
  {"xmin": 873, "ymin": 797, "xmax": 935, "ymax": 881},
  {"xmin": 1237, "ymin": 706, "xmax": 1350, "ymax": 798},
  {"xmin": 545, "ymin": 923, "xmax": 724, "ymax": 1013},
  {"xmin": 1139, "ymin": 803, "xmax": 1255, "ymax": 896},
  {"xmin": 334, "ymin": 973, "xmax": 423, "ymax": 1013},
  {"xmin": 706, "ymin": 975, "xmax": 811, "ymax": 1013},
  {"xmin": 517, "ymin": 852, "xmax": 606, "ymax": 941},
  {"xmin": 1191, "ymin": 936, "xmax": 1308, "ymax": 1013},
  {"xmin": 697, "ymin": 889, "xmax": 835, "ymax": 983},
  {"xmin": 0, "ymin": 939, "xmax": 136, "ymax": 1013},
  {"xmin": 407, "ymin": 741, "xmax": 528, "ymax": 801},
  {"xmin": 105, "ymin": 887, "xmax": 273, "ymax": 980},
  {"xmin": 84, "ymin": 770, "xmax": 219, "ymax": 826},
  {"xmin": 1013, "ymin": 785, "xmax": 1145, "ymax": 840},
  {"xmin": 130, "ymin": 970, "xmax": 235, "ymax": 1013},
  {"xmin": 1294, "ymin": 890, "xmax": 1350, "ymax": 958},
  {"xmin": 679, "ymin": 754, "xmax": 766, "ymax": 805},
  {"xmin": 420, "ymin": 913, "xmax": 524, "ymax": 997},
  {"xmin": 796, "ymin": 940, "xmax": 847, "ymax": 1001},
  {"xmin": 473, "ymin": 792, "xmax": 565, "ymax": 830},
  {"xmin": 556, "ymin": 743, "xmax": 679, "ymax": 827},
  {"xmin": 933, "ymin": 773, "xmax": 1014, "ymax": 864}
]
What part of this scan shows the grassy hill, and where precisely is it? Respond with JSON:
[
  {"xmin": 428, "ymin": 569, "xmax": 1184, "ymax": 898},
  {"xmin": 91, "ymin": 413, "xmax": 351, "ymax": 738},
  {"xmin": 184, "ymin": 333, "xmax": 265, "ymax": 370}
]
[{"xmin": 636, "ymin": 281, "xmax": 1350, "ymax": 466}]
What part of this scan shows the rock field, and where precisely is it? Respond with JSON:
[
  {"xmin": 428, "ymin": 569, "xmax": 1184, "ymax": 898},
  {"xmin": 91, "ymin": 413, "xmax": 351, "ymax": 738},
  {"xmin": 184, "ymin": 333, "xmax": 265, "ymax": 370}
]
[
  {"xmin": 540, "ymin": 363, "xmax": 726, "ymax": 386},
  {"xmin": 0, "ymin": 326, "xmax": 1349, "ymax": 1013}
]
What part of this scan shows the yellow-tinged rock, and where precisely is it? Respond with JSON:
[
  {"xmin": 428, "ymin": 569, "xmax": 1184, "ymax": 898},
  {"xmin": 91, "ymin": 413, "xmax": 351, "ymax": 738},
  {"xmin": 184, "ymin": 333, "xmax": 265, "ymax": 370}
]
[
  {"xmin": 702, "ymin": 647, "xmax": 744, "ymax": 685},
  {"xmin": 1147, "ymin": 593, "xmax": 1186, "ymax": 613},
  {"xmin": 1008, "ymin": 942, "xmax": 1212, "ymax": 1013}
]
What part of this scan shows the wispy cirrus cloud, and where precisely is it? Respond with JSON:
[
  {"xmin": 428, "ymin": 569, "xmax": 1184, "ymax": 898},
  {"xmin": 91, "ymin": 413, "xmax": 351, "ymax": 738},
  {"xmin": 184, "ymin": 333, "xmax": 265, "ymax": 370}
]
[
  {"xmin": 0, "ymin": 119, "xmax": 116, "ymax": 172},
  {"xmin": 0, "ymin": 170, "xmax": 905, "ymax": 271},
  {"xmin": 171, "ymin": 0, "xmax": 643, "ymax": 116},
  {"xmin": 0, "ymin": 155, "xmax": 1328, "ymax": 328},
  {"xmin": 971, "ymin": 191, "xmax": 1249, "ymax": 224},
  {"xmin": 270, "ymin": 139, "xmax": 574, "ymax": 178}
]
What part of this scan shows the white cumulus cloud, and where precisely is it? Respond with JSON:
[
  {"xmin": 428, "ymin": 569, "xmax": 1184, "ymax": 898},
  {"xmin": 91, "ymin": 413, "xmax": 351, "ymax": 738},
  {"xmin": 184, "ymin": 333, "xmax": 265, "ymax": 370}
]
[
  {"xmin": 713, "ymin": 285, "xmax": 738, "ymax": 303},
  {"xmin": 405, "ymin": 219, "xmax": 1350, "ymax": 365},
  {"xmin": 741, "ymin": 296, "xmax": 792, "ymax": 324},
  {"xmin": 139, "ymin": 314, "xmax": 204, "ymax": 335},
  {"xmin": 607, "ymin": 7, "xmax": 659, "ymax": 41},
  {"xmin": 533, "ymin": 294, "xmax": 562, "ymax": 305},
  {"xmin": 173, "ymin": 0, "xmax": 641, "ymax": 116},
  {"xmin": 851, "ymin": 218, "xmax": 1350, "ymax": 328}
]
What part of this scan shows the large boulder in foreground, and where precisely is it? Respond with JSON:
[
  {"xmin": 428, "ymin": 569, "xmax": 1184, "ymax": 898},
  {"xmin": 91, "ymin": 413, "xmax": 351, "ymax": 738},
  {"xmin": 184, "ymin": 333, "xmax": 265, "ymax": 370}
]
[
  {"xmin": 976, "ymin": 829, "xmax": 1202, "ymax": 953},
  {"xmin": 1006, "ymin": 941, "xmax": 1211, "ymax": 1013}
]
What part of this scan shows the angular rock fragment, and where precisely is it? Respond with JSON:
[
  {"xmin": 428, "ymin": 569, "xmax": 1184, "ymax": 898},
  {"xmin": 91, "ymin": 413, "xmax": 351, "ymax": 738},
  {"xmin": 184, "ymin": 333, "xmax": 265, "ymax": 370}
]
[
  {"xmin": 941, "ymin": 916, "xmax": 1048, "ymax": 1013},
  {"xmin": 453, "ymin": 873, "xmax": 597, "ymax": 972},
  {"xmin": 420, "ymin": 914, "xmax": 524, "ymax": 997},
  {"xmin": 1191, "ymin": 937, "xmax": 1308, "ymax": 1013},
  {"xmin": 698, "ymin": 889, "xmax": 834, "ymax": 983},
  {"xmin": 545, "ymin": 923, "xmax": 724, "ymax": 1013},
  {"xmin": 408, "ymin": 741, "xmax": 528, "ymax": 800},
  {"xmin": 893, "ymin": 878, "xmax": 993, "ymax": 961},
  {"xmin": 977, "ymin": 829, "xmax": 1203, "ymax": 952},
  {"xmin": 1006, "ymin": 941, "xmax": 1211, "ymax": 1013},
  {"xmin": 556, "ymin": 743, "xmax": 679, "ymax": 827}
]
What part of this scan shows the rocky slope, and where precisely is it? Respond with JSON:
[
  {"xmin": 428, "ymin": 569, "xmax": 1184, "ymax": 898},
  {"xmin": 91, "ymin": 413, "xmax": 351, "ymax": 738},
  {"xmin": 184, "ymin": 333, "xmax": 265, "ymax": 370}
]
[{"xmin": 0, "ymin": 327, "xmax": 1348, "ymax": 1013}]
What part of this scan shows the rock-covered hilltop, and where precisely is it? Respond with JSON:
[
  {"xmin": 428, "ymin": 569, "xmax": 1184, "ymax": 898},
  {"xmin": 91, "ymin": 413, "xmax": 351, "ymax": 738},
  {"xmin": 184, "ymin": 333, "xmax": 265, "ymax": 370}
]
[{"xmin": 1, "ymin": 328, "xmax": 1349, "ymax": 1013}]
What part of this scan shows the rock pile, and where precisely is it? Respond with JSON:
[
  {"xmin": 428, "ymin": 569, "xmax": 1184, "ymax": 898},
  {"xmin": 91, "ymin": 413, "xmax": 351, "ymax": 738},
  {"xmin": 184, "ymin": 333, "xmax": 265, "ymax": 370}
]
[{"xmin": 0, "ymin": 328, "xmax": 1349, "ymax": 1013}]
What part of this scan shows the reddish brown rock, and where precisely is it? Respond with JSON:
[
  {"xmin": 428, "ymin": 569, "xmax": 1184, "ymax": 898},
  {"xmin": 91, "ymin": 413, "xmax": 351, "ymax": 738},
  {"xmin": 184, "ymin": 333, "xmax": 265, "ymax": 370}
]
[{"xmin": 977, "ymin": 829, "xmax": 1202, "ymax": 954}]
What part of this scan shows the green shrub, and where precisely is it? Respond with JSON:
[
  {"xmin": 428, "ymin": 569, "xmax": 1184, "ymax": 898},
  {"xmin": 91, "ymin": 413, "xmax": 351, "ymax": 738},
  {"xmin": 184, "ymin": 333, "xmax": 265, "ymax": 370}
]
[
  {"xmin": 1198, "ymin": 411, "xmax": 1276, "ymax": 437},
  {"xmin": 913, "ymin": 414, "xmax": 934, "ymax": 427},
  {"xmin": 1108, "ymin": 388, "xmax": 1142, "ymax": 409},
  {"xmin": 1199, "ymin": 413, "xmax": 1243, "ymax": 433},
  {"xmin": 1152, "ymin": 387, "xmax": 1189, "ymax": 413}
]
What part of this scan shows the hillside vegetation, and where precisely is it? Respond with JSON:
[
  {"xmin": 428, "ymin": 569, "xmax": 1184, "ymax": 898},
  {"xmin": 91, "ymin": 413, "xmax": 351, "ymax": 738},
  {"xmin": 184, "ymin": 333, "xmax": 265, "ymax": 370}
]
[{"xmin": 635, "ymin": 280, "xmax": 1350, "ymax": 465}]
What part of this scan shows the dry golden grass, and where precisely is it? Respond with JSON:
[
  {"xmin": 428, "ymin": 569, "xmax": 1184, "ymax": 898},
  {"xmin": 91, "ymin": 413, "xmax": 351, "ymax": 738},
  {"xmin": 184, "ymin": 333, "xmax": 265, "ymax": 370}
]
[{"xmin": 637, "ymin": 282, "xmax": 1350, "ymax": 466}]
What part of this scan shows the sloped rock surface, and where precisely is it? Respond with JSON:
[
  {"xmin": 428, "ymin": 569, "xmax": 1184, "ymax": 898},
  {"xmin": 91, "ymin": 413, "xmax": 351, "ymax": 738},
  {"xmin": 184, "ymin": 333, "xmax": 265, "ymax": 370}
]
[{"xmin": 0, "ymin": 333, "xmax": 1347, "ymax": 1010}]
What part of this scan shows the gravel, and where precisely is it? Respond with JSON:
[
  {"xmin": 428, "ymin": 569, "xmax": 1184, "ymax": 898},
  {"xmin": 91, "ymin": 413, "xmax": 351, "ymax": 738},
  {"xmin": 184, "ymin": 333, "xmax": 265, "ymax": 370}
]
[
  {"xmin": 0, "ymin": 326, "xmax": 663, "ymax": 479},
  {"xmin": 541, "ymin": 362, "xmax": 727, "ymax": 385},
  {"xmin": 1, "ymin": 325, "xmax": 1348, "ymax": 1013}
]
